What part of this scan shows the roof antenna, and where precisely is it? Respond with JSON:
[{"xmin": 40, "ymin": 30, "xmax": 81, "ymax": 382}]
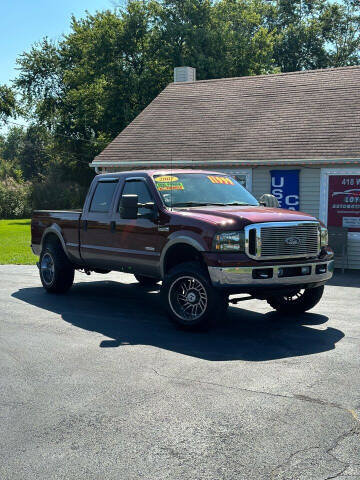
[{"xmin": 170, "ymin": 152, "xmax": 173, "ymax": 211}]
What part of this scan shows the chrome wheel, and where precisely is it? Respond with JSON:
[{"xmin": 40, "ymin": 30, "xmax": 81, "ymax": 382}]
[
  {"xmin": 282, "ymin": 289, "xmax": 304, "ymax": 302},
  {"xmin": 267, "ymin": 286, "xmax": 324, "ymax": 314},
  {"xmin": 168, "ymin": 276, "xmax": 208, "ymax": 322},
  {"xmin": 41, "ymin": 253, "xmax": 55, "ymax": 286}
]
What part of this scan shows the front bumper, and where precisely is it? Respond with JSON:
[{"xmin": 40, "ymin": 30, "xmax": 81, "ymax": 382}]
[{"xmin": 208, "ymin": 260, "xmax": 334, "ymax": 288}]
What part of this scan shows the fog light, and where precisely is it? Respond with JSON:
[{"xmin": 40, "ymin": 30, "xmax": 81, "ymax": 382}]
[
  {"xmin": 301, "ymin": 266, "xmax": 311, "ymax": 275},
  {"xmin": 253, "ymin": 268, "xmax": 273, "ymax": 279},
  {"xmin": 316, "ymin": 264, "xmax": 327, "ymax": 274}
]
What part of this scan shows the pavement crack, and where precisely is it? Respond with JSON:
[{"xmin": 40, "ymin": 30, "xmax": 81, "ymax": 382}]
[
  {"xmin": 326, "ymin": 426, "xmax": 360, "ymax": 460},
  {"xmin": 269, "ymin": 447, "xmax": 320, "ymax": 479},
  {"xmin": 150, "ymin": 368, "xmax": 360, "ymax": 424},
  {"xmin": 268, "ymin": 427, "xmax": 359, "ymax": 480},
  {"xmin": 323, "ymin": 464, "xmax": 349, "ymax": 480}
]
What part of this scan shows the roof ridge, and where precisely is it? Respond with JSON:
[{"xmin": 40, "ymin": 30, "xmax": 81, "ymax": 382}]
[{"xmin": 170, "ymin": 65, "xmax": 360, "ymax": 86}]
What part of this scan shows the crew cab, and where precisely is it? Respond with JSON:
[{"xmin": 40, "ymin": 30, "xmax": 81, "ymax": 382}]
[{"xmin": 31, "ymin": 170, "xmax": 334, "ymax": 330}]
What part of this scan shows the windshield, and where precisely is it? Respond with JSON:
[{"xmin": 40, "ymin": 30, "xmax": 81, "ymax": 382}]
[{"xmin": 153, "ymin": 173, "xmax": 259, "ymax": 208}]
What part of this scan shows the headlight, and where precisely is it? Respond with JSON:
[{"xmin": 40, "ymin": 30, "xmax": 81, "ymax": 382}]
[
  {"xmin": 213, "ymin": 231, "xmax": 245, "ymax": 252},
  {"xmin": 320, "ymin": 226, "xmax": 328, "ymax": 247}
]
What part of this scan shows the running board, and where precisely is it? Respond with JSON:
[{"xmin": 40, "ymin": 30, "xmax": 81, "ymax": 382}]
[{"xmin": 229, "ymin": 296, "xmax": 254, "ymax": 304}]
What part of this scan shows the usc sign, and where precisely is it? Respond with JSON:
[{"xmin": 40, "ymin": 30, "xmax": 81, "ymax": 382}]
[{"xmin": 270, "ymin": 170, "xmax": 300, "ymax": 211}]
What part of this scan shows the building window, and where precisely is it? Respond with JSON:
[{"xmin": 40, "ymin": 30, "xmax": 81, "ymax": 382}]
[{"xmin": 219, "ymin": 169, "xmax": 252, "ymax": 191}]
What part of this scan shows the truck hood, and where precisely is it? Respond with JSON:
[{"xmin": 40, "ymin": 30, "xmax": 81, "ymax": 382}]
[{"xmin": 175, "ymin": 205, "xmax": 318, "ymax": 228}]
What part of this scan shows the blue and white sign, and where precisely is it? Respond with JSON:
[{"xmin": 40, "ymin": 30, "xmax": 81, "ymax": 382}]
[{"xmin": 270, "ymin": 170, "xmax": 300, "ymax": 210}]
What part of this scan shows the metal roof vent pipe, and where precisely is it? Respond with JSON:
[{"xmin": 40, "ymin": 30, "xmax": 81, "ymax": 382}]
[{"xmin": 174, "ymin": 66, "xmax": 196, "ymax": 83}]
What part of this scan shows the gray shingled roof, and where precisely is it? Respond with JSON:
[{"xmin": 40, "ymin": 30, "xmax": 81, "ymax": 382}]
[{"xmin": 93, "ymin": 66, "xmax": 360, "ymax": 167}]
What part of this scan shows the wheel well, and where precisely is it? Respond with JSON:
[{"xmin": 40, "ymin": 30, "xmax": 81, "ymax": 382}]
[
  {"xmin": 42, "ymin": 232, "xmax": 62, "ymax": 249},
  {"xmin": 163, "ymin": 243, "xmax": 204, "ymax": 275}
]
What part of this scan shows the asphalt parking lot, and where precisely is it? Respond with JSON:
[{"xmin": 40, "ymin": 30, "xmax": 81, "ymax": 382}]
[{"xmin": 1, "ymin": 265, "xmax": 359, "ymax": 480}]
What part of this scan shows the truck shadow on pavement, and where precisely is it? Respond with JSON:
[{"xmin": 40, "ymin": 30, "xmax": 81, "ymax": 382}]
[
  {"xmin": 12, "ymin": 280, "xmax": 344, "ymax": 362},
  {"xmin": 328, "ymin": 270, "xmax": 360, "ymax": 288}
]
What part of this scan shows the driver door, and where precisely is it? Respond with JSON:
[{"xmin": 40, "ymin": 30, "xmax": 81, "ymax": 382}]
[{"xmin": 109, "ymin": 177, "xmax": 166, "ymax": 277}]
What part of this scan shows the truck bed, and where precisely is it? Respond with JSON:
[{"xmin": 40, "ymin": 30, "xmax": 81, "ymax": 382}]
[{"xmin": 31, "ymin": 210, "xmax": 82, "ymax": 262}]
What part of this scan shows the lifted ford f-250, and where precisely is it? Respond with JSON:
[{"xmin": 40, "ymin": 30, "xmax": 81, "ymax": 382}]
[{"xmin": 31, "ymin": 170, "xmax": 334, "ymax": 330}]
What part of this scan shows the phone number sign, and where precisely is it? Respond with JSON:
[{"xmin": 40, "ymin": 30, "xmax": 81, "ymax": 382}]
[{"xmin": 328, "ymin": 175, "xmax": 360, "ymax": 229}]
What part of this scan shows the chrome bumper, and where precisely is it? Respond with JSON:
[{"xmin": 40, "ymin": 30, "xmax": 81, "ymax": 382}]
[{"xmin": 208, "ymin": 260, "xmax": 334, "ymax": 287}]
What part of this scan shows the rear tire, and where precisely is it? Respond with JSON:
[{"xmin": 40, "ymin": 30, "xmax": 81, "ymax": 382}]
[
  {"xmin": 134, "ymin": 275, "xmax": 159, "ymax": 287},
  {"xmin": 161, "ymin": 262, "xmax": 227, "ymax": 331},
  {"xmin": 39, "ymin": 242, "xmax": 74, "ymax": 293},
  {"xmin": 267, "ymin": 286, "xmax": 324, "ymax": 314}
]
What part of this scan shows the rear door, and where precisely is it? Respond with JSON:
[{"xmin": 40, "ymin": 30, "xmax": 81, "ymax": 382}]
[{"xmin": 80, "ymin": 178, "xmax": 119, "ymax": 268}]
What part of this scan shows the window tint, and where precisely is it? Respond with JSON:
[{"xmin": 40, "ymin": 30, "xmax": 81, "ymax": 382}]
[
  {"xmin": 89, "ymin": 181, "xmax": 117, "ymax": 212},
  {"xmin": 121, "ymin": 180, "xmax": 153, "ymax": 215}
]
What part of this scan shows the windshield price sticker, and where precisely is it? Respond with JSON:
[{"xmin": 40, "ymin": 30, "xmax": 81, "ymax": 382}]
[
  {"xmin": 157, "ymin": 182, "xmax": 184, "ymax": 191},
  {"xmin": 155, "ymin": 176, "xmax": 178, "ymax": 183},
  {"xmin": 207, "ymin": 176, "xmax": 234, "ymax": 185}
]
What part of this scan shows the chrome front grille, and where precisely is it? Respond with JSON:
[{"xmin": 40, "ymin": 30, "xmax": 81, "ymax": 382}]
[{"xmin": 245, "ymin": 221, "xmax": 320, "ymax": 260}]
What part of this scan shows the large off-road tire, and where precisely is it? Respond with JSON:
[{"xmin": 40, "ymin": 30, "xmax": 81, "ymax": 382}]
[
  {"xmin": 161, "ymin": 262, "xmax": 228, "ymax": 331},
  {"xmin": 134, "ymin": 274, "xmax": 159, "ymax": 287},
  {"xmin": 39, "ymin": 241, "xmax": 74, "ymax": 293},
  {"xmin": 267, "ymin": 285, "xmax": 324, "ymax": 314}
]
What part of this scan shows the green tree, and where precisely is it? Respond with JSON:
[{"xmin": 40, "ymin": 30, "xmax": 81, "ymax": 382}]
[
  {"xmin": 268, "ymin": 0, "xmax": 329, "ymax": 72},
  {"xmin": 267, "ymin": 0, "xmax": 360, "ymax": 72},
  {"xmin": 212, "ymin": 0, "xmax": 276, "ymax": 77},
  {"xmin": 0, "ymin": 126, "xmax": 24, "ymax": 163},
  {"xmin": 19, "ymin": 125, "xmax": 52, "ymax": 180},
  {"xmin": 322, "ymin": 0, "xmax": 360, "ymax": 66},
  {"xmin": 0, "ymin": 126, "xmax": 25, "ymax": 183},
  {"xmin": 0, "ymin": 85, "xmax": 17, "ymax": 121},
  {"xmin": 12, "ymin": 0, "xmax": 360, "ymax": 184},
  {"xmin": 15, "ymin": 4, "xmax": 169, "ymax": 183}
]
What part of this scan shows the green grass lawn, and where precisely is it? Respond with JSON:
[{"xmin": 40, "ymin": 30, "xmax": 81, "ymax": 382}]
[{"xmin": 0, "ymin": 219, "xmax": 37, "ymax": 265}]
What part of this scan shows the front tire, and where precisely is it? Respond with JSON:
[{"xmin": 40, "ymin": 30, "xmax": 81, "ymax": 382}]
[
  {"xmin": 39, "ymin": 242, "xmax": 74, "ymax": 293},
  {"xmin": 267, "ymin": 286, "xmax": 324, "ymax": 314},
  {"xmin": 161, "ymin": 262, "xmax": 227, "ymax": 331}
]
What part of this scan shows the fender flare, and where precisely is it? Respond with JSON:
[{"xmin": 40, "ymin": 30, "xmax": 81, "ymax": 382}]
[
  {"xmin": 40, "ymin": 225, "xmax": 71, "ymax": 260},
  {"xmin": 159, "ymin": 235, "xmax": 205, "ymax": 279}
]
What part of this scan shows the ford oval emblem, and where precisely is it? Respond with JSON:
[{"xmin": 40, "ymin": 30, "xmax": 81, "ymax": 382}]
[{"xmin": 285, "ymin": 236, "xmax": 301, "ymax": 246}]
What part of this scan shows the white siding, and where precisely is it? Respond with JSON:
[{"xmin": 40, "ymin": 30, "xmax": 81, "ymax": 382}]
[
  {"xmin": 252, "ymin": 166, "xmax": 321, "ymax": 217},
  {"xmin": 348, "ymin": 233, "xmax": 360, "ymax": 269}
]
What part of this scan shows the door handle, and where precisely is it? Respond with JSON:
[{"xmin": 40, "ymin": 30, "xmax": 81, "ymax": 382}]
[
  {"xmin": 82, "ymin": 220, "xmax": 88, "ymax": 231},
  {"xmin": 110, "ymin": 221, "xmax": 116, "ymax": 232}
]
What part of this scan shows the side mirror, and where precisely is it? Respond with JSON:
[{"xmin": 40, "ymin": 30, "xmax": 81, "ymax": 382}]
[
  {"xmin": 138, "ymin": 202, "xmax": 157, "ymax": 220},
  {"xmin": 120, "ymin": 194, "xmax": 139, "ymax": 219},
  {"xmin": 259, "ymin": 194, "xmax": 280, "ymax": 208}
]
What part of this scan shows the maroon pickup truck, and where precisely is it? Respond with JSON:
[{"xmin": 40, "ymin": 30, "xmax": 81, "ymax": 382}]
[{"xmin": 31, "ymin": 170, "xmax": 334, "ymax": 330}]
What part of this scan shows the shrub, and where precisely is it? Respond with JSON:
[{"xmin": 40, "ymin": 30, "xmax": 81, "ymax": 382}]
[{"xmin": 0, "ymin": 179, "xmax": 32, "ymax": 219}]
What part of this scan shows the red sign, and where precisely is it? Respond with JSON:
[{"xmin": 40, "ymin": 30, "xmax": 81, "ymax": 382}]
[{"xmin": 328, "ymin": 175, "xmax": 360, "ymax": 230}]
